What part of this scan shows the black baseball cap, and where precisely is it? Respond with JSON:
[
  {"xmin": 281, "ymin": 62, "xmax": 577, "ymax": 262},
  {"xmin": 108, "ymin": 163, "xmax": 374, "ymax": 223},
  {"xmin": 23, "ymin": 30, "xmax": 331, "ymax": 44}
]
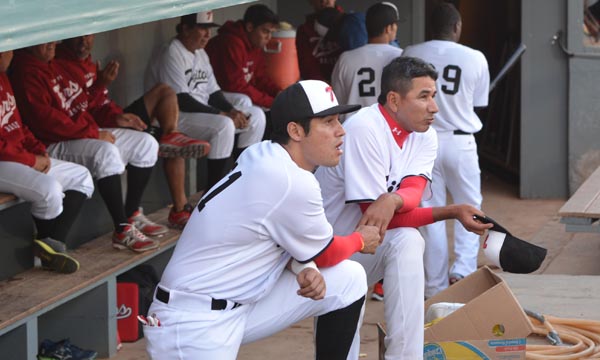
[
  {"xmin": 271, "ymin": 80, "xmax": 360, "ymax": 132},
  {"xmin": 478, "ymin": 215, "xmax": 548, "ymax": 274}
]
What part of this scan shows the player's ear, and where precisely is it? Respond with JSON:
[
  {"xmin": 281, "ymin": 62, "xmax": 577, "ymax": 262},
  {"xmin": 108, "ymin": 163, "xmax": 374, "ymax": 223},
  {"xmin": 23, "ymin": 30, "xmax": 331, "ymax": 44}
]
[
  {"xmin": 386, "ymin": 91, "xmax": 400, "ymax": 113},
  {"xmin": 287, "ymin": 121, "xmax": 305, "ymax": 141},
  {"xmin": 245, "ymin": 22, "xmax": 254, "ymax": 33}
]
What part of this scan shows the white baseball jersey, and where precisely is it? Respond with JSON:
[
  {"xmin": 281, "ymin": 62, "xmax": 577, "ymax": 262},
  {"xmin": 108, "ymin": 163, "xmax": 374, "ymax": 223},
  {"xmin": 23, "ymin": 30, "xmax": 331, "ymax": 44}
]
[
  {"xmin": 403, "ymin": 40, "xmax": 489, "ymax": 133},
  {"xmin": 160, "ymin": 141, "xmax": 334, "ymax": 304},
  {"xmin": 146, "ymin": 38, "xmax": 220, "ymax": 102},
  {"xmin": 315, "ymin": 103, "xmax": 437, "ymax": 235},
  {"xmin": 331, "ymin": 44, "xmax": 403, "ymax": 110}
]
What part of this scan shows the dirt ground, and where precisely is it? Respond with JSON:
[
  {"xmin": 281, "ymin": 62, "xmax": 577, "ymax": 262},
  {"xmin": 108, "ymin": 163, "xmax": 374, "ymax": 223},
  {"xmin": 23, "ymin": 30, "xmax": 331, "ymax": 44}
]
[{"xmin": 109, "ymin": 171, "xmax": 575, "ymax": 359}]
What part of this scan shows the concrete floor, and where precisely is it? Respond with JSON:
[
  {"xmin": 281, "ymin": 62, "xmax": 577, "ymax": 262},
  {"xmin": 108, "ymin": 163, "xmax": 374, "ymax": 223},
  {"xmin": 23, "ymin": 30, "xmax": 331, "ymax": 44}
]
[{"xmin": 108, "ymin": 171, "xmax": 600, "ymax": 359}]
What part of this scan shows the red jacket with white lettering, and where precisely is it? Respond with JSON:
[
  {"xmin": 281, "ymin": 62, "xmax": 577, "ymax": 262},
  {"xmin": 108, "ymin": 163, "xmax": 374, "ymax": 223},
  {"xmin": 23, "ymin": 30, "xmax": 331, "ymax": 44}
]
[
  {"xmin": 10, "ymin": 50, "xmax": 99, "ymax": 145},
  {"xmin": 0, "ymin": 73, "xmax": 46, "ymax": 166},
  {"xmin": 55, "ymin": 45, "xmax": 122, "ymax": 128},
  {"xmin": 205, "ymin": 20, "xmax": 282, "ymax": 108}
]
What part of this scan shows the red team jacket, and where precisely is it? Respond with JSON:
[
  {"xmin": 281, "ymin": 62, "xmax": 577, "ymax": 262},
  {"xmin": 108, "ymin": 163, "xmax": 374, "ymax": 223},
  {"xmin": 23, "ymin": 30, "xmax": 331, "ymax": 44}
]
[
  {"xmin": 55, "ymin": 46, "xmax": 122, "ymax": 128},
  {"xmin": 295, "ymin": 10, "xmax": 343, "ymax": 82},
  {"xmin": 0, "ymin": 73, "xmax": 46, "ymax": 166},
  {"xmin": 205, "ymin": 20, "xmax": 281, "ymax": 108},
  {"xmin": 10, "ymin": 50, "xmax": 100, "ymax": 145}
]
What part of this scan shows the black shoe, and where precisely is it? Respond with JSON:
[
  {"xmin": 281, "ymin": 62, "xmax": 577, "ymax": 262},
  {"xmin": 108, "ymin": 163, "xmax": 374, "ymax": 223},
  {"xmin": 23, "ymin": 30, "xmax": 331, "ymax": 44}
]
[
  {"xmin": 33, "ymin": 240, "xmax": 79, "ymax": 274},
  {"xmin": 38, "ymin": 338, "xmax": 98, "ymax": 360}
]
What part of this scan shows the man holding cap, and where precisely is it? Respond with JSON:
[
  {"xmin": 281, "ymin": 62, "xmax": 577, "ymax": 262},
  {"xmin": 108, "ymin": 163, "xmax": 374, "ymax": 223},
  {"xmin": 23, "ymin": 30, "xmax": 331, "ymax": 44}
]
[
  {"xmin": 144, "ymin": 79, "xmax": 381, "ymax": 359},
  {"xmin": 316, "ymin": 57, "xmax": 491, "ymax": 358},
  {"xmin": 147, "ymin": 10, "xmax": 266, "ymax": 191}
]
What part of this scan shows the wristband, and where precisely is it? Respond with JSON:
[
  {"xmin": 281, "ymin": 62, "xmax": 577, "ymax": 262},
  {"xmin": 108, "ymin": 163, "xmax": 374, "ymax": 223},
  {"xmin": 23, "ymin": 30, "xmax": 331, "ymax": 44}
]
[{"xmin": 290, "ymin": 260, "xmax": 320, "ymax": 275}]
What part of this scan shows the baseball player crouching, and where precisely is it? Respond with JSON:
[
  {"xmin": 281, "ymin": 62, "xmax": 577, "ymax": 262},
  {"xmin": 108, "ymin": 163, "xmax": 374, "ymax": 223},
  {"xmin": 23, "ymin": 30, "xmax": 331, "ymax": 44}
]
[
  {"xmin": 144, "ymin": 80, "xmax": 381, "ymax": 360},
  {"xmin": 316, "ymin": 57, "xmax": 492, "ymax": 359}
]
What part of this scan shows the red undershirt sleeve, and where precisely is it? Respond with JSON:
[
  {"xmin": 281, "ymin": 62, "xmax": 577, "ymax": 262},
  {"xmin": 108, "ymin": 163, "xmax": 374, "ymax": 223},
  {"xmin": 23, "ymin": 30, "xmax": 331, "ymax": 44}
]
[
  {"xmin": 395, "ymin": 176, "xmax": 427, "ymax": 213},
  {"xmin": 314, "ymin": 232, "xmax": 364, "ymax": 267},
  {"xmin": 359, "ymin": 203, "xmax": 435, "ymax": 229}
]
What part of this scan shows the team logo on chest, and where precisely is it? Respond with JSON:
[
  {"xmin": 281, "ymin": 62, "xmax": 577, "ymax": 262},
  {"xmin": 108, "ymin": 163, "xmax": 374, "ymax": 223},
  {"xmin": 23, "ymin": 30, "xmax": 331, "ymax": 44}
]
[
  {"xmin": 186, "ymin": 68, "xmax": 210, "ymax": 90},
  {"xmin": 0, "ymin": 92, "xmax": 17, "ymax": 130}
]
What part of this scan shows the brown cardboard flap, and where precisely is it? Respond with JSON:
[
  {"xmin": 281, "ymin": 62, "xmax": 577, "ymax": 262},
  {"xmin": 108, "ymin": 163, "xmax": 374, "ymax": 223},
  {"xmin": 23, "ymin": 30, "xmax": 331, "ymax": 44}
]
[{"xmin": 424, "ymin": 266, "xmax": 533, "ymax": 342}]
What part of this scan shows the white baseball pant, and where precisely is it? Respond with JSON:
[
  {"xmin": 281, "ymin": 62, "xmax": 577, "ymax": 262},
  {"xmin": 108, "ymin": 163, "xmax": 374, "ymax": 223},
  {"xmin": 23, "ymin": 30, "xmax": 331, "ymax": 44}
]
[
  {"xmin": 421, "ymin": 131, "xmax": 482, "ymax": 298},
  {"xmin": 178, "ymin": 92, "xmax": 265, "ymax": 160},
  {"xmin": 145, "ymin": 260, "xmax": 367, "ymax": 360},
  {"xmin": 350, "ymin": 227, "xmax": 426, "ymax": 360},
  {"xmin": 0, "ymin": 159, "xmax": 94, "ymax": 219},
  {"xmin": 46, "ymin": 128, "xmax": 158, "ymax": 179}
]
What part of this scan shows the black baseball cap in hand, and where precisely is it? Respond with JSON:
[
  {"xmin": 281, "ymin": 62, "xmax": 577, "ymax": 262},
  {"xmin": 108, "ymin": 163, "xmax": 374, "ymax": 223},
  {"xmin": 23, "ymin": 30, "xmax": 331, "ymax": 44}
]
[{"xmin": 477, "ymin": 215, "xmax": 548, "ymax": 274}]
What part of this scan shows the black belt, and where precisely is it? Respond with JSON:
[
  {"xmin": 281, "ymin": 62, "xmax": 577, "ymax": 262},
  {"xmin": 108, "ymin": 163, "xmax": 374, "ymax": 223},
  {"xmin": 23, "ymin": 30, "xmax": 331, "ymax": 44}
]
[
  {"xmin": 156, "ymin": 287, "xmax": 242, "ymax": 310},
  {"xmin": 453, "ymin": 130, "xmax": 472, "ymax": 135}
]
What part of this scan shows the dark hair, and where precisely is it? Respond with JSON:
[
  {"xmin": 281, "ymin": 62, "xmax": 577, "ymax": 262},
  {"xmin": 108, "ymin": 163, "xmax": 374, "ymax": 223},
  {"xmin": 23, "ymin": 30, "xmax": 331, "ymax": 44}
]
[
  {"xmin": 366, "ymin": 2, "xmax": 399, "ymax": 38},
  {"xmin": 431, "ymin": 2, "xmax": 461, "ymax": 38},
  {"xmin": 271, "ymin": 118, "xmax": 313, "ymax": 145},
  {"xmin": 243, "ymin": 4, "xmax": 279, "ymax": 27},
  {"xmin": 377, "ymin": 57, "xmax": 438, "ymax": 104}
]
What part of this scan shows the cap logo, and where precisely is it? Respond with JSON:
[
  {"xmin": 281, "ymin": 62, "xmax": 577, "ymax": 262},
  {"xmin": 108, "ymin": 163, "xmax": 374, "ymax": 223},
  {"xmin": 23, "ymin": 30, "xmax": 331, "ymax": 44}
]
[{"xmin": 325, "ymin": 86, "xmax": 335, "ymax": 102}]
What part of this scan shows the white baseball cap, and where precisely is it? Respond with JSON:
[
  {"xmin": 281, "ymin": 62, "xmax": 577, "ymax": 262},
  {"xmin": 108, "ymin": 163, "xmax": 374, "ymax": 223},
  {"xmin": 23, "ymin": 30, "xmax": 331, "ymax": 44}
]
[{"xmin": 181, "ymin": 11, "xmax": 220, "ymax": 28}]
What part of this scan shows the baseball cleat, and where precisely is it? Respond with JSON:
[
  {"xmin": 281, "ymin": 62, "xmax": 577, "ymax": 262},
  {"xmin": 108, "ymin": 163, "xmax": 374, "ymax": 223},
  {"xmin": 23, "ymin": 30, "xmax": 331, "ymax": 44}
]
[
  {"xmin": 158, "ymin": 132, "xmax": 211, "ymax": 159},
  {"xmin": 113, "ymin": 224, "xmax": 160, "ymax": 252},
  {"xmin": 128, "ymin": 208, "xmax": 168, "ymax": 236},
  {"xmin": 168, "ymin": 203, "xmax": 194, "ymax": 229},
  {"xmin": 33, "ymin": 239, "xmax": 79, "ymax": 274}
]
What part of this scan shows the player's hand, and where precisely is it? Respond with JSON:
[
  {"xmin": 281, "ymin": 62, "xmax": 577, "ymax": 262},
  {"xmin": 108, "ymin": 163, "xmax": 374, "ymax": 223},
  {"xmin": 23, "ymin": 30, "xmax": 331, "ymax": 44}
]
[
  {"xmin": 33, "ymin": 154, "xmax": 51, "ymax": 173},
  {"xmin": 296, "ymin": 268, "xmax": 326, "ymax": 300},
  {"xmin": 452, "ymin": 204, "xmax": 493, "ymax": 235},
  {"xmin": 98, "ymin": 130, "xmax": 116, "ymax": 143},
  {"xmin": 355, "ymin": 225, "xmax": 381, "ymax": 254},
  {"xmin": 357, "ymin": 193, "xmax": 400, "ymax": 237},
  {"xmin": 226, "ymin": 109, "xmax": 249, "ymax": 129},
  {"xmin": 115, "ymin": 113, "xmax": 147, "ymax": 131},
  {"xmin": 96, "ymin": 60, "xmax": 119, "ymax": 88}
]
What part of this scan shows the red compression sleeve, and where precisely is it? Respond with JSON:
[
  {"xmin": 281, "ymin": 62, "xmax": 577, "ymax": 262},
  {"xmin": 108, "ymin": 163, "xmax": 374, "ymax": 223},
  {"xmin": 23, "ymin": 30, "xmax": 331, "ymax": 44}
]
[
  {"xmin": 314, "ymin": 232, "xmax": 363, "ymax": 267},
  {"xmin": 359, "ymin": 203, "xmax": 435, "ymax": 229},
  {"xmin": 387, "ymin": 207, "xmax": 434, "ymax": 228},
  {"xmin": 395, "ymin": 176, "xmax": 427, "ymax": 213}
]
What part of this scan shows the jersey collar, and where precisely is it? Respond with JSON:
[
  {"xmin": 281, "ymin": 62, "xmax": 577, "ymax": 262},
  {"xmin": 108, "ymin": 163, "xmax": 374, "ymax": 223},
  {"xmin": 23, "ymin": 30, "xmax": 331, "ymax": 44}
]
[{"xmin": 378, "ymin": 104, "xmax": 410, "ymax": 148}]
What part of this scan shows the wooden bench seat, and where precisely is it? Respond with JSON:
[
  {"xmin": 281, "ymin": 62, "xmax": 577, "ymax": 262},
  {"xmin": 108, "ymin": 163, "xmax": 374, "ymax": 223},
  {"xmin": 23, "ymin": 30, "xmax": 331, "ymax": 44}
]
[
  {"xmin": 0, "ymin": 204, "xmax": 184, "ymax": 359},
  {"xmin": 0, "ymin": 193, "xmax": 20, "ymax": 211},
  {"xmin": 559, "ymin": 165, "xmax": 600, "ymax": 232}
]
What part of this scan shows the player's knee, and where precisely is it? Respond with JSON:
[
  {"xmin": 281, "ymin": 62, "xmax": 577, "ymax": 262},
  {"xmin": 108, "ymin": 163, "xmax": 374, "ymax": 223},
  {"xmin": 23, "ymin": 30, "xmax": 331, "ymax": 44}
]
[
  {"xmin": 331, "ymin": 260, "xmax": 368, "ymax": 296},
  {"xmin": 93, "ymin": 143, "xmax": 125, "ymax": 178},
  {"xmin": 32, "ymin": 179, "xmax": 64, "ymax": 219},
  {"xmin": 387, "ymin": 228, "xmax": 425, "ymax": 257}
]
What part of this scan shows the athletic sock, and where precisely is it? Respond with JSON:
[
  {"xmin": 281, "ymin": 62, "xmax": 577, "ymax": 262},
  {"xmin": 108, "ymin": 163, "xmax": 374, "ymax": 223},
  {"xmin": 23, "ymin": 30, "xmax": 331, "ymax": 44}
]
[
  {"xmin": 315, "ymin": 295, "xmax": 366, "ymax": 360},
  {"xmin": 32, "ymin": 217, "xmax": 54, "ymax": 240},
  {"xmin": 97, "ymin": 174, "xmax": 128, "ymax": 229},
  {"xmin": 50, "ymin": 190, "xmax": 87, "ymax": 242},
  {"xmin": 124, "ymin": 165, "xmax": 153, "ymax": 217},
  {"xmin": 206, "ymin": 158, "xmax": 229, "ymax": 190}
]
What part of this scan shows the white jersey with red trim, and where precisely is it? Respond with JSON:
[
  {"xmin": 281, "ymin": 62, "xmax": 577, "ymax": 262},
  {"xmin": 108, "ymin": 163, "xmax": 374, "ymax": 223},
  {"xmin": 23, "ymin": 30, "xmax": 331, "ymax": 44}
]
[
  {"xmin": 146, "ymin": 38, "xmax": 220, "ymax": 104},
  {"xmin": 402, "ymin": 40, "xmax": 489, "ymax": 133},
  {"xmin": 160, "ymin": 140, "xmax": 334, "ymax": 304},
  {"xmin": 315, "ymin": 103, "xmax": 437, "ymax": 235},
  {"xmin": 331, "ymin": 43, "xmax": 403, "ymax": 111}
]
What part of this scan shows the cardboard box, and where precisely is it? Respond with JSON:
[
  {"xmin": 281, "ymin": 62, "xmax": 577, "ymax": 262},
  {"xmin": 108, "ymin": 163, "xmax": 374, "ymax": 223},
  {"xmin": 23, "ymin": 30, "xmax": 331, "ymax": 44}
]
[{"xmin": 377, "ymin": 266, "xmax": 533, "ymax": 360}]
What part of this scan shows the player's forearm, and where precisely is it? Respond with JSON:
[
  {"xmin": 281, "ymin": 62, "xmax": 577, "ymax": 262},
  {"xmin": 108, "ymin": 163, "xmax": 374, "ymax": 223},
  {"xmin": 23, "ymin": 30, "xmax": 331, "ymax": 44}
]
[
  {"xmin": 431, "ymin": 204, "xmax": 463, "ymax": 222},
  {"xmin": 314, "ymin": 233, "xmax": 363, "ymax": 267}
]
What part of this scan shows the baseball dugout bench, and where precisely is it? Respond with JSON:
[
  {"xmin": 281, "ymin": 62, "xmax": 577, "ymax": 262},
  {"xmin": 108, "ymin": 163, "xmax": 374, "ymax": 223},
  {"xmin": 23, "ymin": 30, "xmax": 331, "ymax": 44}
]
[
  {"xmin": 558, "ymin": 165, "xmax": 600, "ymax": 233},
  {"xmin": 0, "ymin": 193, "xmax": 22, "ymax": 211},
  {"xmin": 0, "ymin": 205, "xmax": 182, "ymax": 360}
]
